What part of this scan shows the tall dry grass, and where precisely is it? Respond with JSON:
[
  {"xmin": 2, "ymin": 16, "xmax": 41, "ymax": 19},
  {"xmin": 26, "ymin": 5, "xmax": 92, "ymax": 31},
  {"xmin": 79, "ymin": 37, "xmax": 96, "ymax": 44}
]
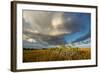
[{"xmin": 23, "ymin": 45, "xmax": 91, "ymax": 62}]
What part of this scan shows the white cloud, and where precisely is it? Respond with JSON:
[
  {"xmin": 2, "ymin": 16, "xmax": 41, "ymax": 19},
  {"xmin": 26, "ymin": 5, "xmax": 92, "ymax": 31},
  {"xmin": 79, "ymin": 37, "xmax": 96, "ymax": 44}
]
[{"xmin": 27, "ymin": 38, "xmax": 37, "ymax": 43}]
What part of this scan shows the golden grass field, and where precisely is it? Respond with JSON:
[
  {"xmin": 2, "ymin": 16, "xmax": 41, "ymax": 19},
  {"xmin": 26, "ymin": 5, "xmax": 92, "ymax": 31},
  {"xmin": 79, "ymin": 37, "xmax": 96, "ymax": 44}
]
[{"xmin": 23, "ymin": 46, "xmax": 91, "ymax": 62}]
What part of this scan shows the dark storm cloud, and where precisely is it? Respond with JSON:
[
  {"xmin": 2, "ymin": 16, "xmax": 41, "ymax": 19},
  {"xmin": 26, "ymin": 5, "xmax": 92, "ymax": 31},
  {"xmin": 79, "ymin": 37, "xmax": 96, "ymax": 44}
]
[
  {"xmin": 63, "ymin": 13, "xmax": 82, "ymax": 32},
  {"xmin": 63, "ymin": 13, "xmax": 91, "ymax": 33}
]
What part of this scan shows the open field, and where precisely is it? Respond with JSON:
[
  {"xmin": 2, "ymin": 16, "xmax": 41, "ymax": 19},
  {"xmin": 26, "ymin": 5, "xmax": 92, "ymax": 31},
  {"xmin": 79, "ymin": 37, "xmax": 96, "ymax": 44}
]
[{"xmin": 23, "ymin": 47, "xmax": 91, "ymax": 62}]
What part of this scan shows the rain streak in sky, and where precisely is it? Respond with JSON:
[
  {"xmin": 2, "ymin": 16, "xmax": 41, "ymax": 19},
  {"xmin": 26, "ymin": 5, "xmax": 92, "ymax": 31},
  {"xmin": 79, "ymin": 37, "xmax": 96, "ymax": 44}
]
[{"xmin": 23, "ymin": 10, "xmax": 91, "ymax": 48}]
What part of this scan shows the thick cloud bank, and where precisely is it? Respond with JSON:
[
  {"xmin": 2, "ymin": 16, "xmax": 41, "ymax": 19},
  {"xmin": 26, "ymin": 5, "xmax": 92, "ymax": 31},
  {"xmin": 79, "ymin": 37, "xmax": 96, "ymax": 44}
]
[{"xmin": 23, "ymin": 10, "xmax": 91, "ymax": 48}]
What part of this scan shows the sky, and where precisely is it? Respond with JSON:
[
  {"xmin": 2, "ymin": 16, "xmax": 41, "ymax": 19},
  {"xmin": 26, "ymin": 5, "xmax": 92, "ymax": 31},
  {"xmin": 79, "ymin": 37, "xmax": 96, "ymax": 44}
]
[{"xmin": 23, "ymin": 10, "xmax": 91, "ymax": 48}]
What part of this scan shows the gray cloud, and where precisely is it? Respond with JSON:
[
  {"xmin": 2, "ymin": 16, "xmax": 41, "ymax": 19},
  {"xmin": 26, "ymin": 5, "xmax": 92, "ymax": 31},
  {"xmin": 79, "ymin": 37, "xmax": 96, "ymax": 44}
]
[{"xmin": 23, "ymin": 10, "xmax": 75, "ymax": 36}]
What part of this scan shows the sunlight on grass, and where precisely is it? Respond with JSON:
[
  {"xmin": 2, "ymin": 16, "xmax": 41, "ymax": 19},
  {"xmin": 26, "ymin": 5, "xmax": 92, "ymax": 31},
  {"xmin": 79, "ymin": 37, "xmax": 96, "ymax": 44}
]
[{"xmin": 23, "ymin": 45, "xmax": 91, "ymax": 62}]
